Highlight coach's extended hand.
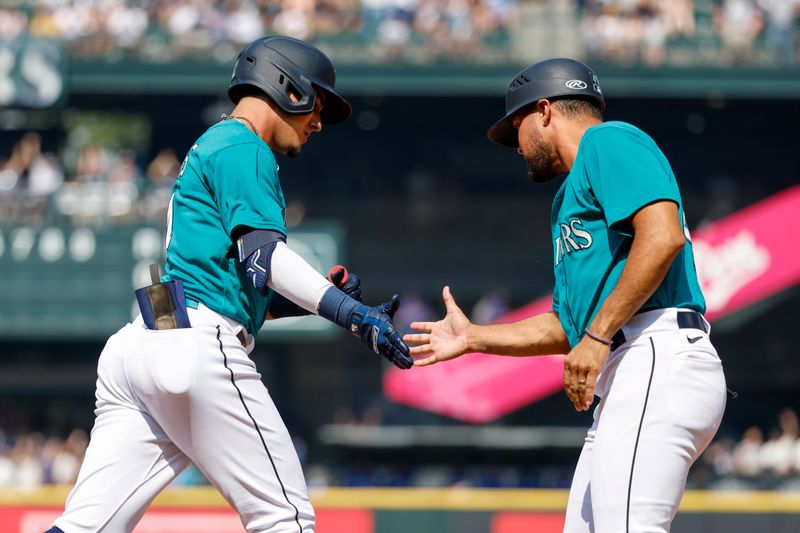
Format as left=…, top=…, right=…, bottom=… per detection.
left=404, top=286, right=472, bottom=366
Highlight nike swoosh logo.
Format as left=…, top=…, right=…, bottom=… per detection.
left=687, top=336, right=703, bottom=344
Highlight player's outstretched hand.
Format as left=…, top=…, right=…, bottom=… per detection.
left=327, top=265, right=362, bottom=302
left=404, top=286, right=471, bottom=366
left=350, top=295, right=413, bottom=369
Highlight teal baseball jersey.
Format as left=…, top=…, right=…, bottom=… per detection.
left=551, top=121, right=705, bottom=348
left=163, top=120, right=287, bottom=334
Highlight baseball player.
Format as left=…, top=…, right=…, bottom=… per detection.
left=404, top=59, right=727, bottom=532
left=45, top=36, right=412, bottom=533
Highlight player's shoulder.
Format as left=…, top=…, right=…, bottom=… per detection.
left=580, top=121, right=661, bottom=158
left=582, top=121, right=652, bottom=145
left=194, top=122, right=276, bottom=164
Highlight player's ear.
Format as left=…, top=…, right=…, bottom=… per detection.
left=539, top=99, right=552, bottom=127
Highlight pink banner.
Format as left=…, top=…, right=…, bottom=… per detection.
left=384, top=186, right=800, bottom=422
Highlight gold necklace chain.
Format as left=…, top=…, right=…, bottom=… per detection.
left=221, top=114, right=260, bottom=138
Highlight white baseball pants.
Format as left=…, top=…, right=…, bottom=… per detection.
left=563, top=308, right=727, bottom=533
left=53, top=305, right=314, bottom=533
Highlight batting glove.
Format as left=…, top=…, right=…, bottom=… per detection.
left=327, top=265, right=362, bottom=302
left=348, top=295, right=412, bottom=369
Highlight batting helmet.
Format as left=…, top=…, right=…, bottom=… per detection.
left=229, top=36, right=352, bottom=125
left=487, top=58, right=605, bottom=147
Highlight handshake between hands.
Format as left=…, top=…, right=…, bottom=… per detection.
left=327, top=266, right=413, bottom=370
left=328, top=267, right=469, bottom=372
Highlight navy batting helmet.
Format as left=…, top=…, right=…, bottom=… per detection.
left=487, top=58, right=604, bottom=147
left=229, top=36, right=352, bottom=125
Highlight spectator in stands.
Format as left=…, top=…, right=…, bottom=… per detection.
left=221, top=0, right=265, bottom=45
left=759, top=408, right=799, bottom=478
left=0, top=434, right=13, bottom=487
left=51, top=429, right=88, bottom=485
left=11, top=0, right=519, bottom=63
left=714, top=0, right=764, bottom=65
left=758, top=0, right=800, bottom=66
left=658, top=0, right=696, bottom=37
left=272, top=0, right=316, bottom=40
left=140, top=147, right=180, bottom=220
left=74, top=146, right=111, bottom=184
left=731, top=425, right=765, bottom=477
left=0, top=7, right=29, bottom=43
left=105, top=0, right=149, bottom=51
left=10, top=434, right=44, bottom=489
left=0, top=133, right=63, bottom=223
left=705, top=436, right=735, bottom=478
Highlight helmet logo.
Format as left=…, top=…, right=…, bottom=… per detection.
left=592, top=74, right=602, bottom=94
left=565, top=80, right=587, bottom=90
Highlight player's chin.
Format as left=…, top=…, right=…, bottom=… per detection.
left=286, top=135, right=310, bottom=159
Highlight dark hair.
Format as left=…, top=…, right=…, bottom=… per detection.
left=551, top=97, right=603, bottom=120
left=230, top=83, right=269, bottom=103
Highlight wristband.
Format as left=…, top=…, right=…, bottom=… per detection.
left=585, top=329, right=613, bottom=346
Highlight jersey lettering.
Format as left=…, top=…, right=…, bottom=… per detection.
left=168, top=144, right=198, bottom=251
left=680, top=208, right=692, bottom=242
left=165, top=193, right=175, bottom=251
left=554, top=218, right=593, bottom=266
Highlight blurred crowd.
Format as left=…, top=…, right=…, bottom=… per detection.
left=0, top=0, right=517, bottom=63
left=0, top=1, right=796, bottom=66
left=0, top=428, right=88, bottom=489
left=7, top=407, right=800, bottom=489
left=580, top=0, right=800, bottom=66
left=0, top=132, right=178, bottom=226
left=697, top=407, right=800, bottom=490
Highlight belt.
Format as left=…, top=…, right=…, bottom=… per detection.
left=185, top=304, right=250, bottom=349
left=610, top=310, right=708, bottom=352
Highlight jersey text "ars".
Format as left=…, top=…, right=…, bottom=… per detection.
left=554, top=219, right=593, bottom=266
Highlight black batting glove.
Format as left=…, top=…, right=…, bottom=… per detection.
left=327, top=265, right=362, bottom=302
left=347, top=294, right=412, bottom=369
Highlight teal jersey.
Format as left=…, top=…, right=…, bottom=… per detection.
left=551, top=121, right=705, bottom=348
left=163, top=121, right=287, bottom=334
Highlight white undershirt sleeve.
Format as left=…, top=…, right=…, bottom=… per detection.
left=267, top=241, right=332, bottom=314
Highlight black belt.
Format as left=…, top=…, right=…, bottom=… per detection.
left=610, top=311, right=707, bottom=352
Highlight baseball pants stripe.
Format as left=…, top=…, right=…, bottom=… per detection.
left=53, top=308, right=314, bottom=533
left=625, top=338, right=657, bottom=533
left=563, top=327, right=726, bottom=533
left=216, top=325, right=303, bottom=533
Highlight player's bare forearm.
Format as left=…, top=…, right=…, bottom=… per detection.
left=468, top=312, right=570, bottom=356
left=588, top=200, right=685, bottom=338
left=564, top=200, right=686, bottom=411
left=405, top=286, right=569, bottom=366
